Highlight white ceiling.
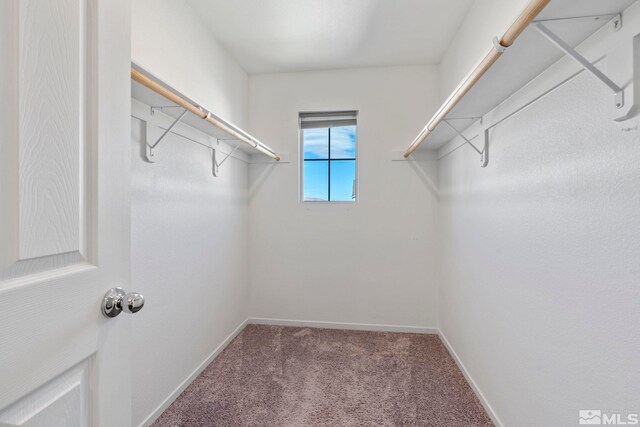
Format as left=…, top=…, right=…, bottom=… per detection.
left=185, top=0, right=475, bottom=74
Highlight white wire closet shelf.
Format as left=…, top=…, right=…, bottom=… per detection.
left=131, top=63, right=280, bottom=162
left=403, top=0, right=638, bottom=164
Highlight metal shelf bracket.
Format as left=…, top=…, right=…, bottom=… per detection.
left=533, top=22, right=625, bottom=110
left=482, top=129, right=490, bottom=168
left=141, top=108, right=246, bottom=177
left=443, top=119, right=489, bottom=168
left=212, top=141, right=243, bottom=177
left=146, top=109, right=188, bottom=162
left=533, top=13, right=622, bottom=32
left=212, top=149, right=219, bottom=177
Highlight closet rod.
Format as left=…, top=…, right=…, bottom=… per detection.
left=403, top=0, right=550, bottom=158
left=131, top=68, right=280, bottom=161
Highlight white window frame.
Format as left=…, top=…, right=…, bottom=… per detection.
left=298, top=111, right=359, bottom=203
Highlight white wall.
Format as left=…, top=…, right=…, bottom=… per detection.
left=438, top=6, right=640, bottom=425
left=248, top=66, right=441, bottom=330
left=131, top=0, right=248, bottom=127
left=130, top=1, right=251, bottom=425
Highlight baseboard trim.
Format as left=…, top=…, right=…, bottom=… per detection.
left=138, top=318, right=249, bottom=427
left=437, top=330, right=503, bottom=427
left=247, top=317, right=439, bottom=334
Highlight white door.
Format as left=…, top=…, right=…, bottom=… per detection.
left=0, top=0, right=132, bottom=426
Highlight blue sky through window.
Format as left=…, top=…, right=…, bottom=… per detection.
left=329, top=160, right=356, bottom=201
left=303, top=161, right=328, bottom=201
left=303, top=125, right=356, bottom=202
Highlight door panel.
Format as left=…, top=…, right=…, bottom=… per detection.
left=1, top=0, right=89, bottom=282
left=0, top=361, right=90, bottom=427
left=17, top=0, right=84, bottom=260
left=0, top=0, right=131, bottom=425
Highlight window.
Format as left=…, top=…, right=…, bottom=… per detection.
left=300, top=111, right=358, bottom=202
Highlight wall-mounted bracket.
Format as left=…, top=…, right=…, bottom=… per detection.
left=533, top=22, right=625, bottom=110
left=212, top=149, right=219, bottom=177
left=613, top=13, right=623, bottom=32
left=533, top=13, right=622, bottom=32
left=443, top=119, right=489, bottom=167
left=211, top=141, right=243, bottom=177
left=146, top=109, right=188, bottom=162
left=481, top=129, right=489, bottom=168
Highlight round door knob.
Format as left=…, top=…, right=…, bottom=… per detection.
left=102, top=287, right=145, bottom=318
left=122, top=292, right=145, bottom=314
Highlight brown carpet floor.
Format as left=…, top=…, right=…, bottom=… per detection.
left=152, top=325, right=493, bottom=426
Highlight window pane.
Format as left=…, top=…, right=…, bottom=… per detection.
left=329, top=160, right=356, bottom=202
left=303, top=160, right=328, bottom=201
left=330, top=126, right=356, bottom=159
left=303, top=128, right=328, bottom=159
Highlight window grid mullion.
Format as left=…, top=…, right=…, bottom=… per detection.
left=303, top=158, right=355, bottom=161
left=328, top=127, right=331, bottom=202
